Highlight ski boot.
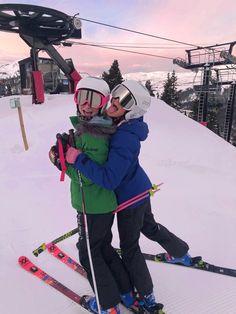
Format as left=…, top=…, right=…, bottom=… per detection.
left=165, top=253, right=192, bottom=266
left=80, top=295, right=120, bottom=314
left=120, top=291, right=145, bottom=313
left=138, top=292, right=165, bottom=314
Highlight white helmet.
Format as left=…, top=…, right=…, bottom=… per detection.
left=75, top=77, right=110, bottom=109
left=111, top=80, right=151, bottom=120
left=76, top=77, right=110, bottom=96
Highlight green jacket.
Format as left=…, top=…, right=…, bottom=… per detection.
left=66, top=116, right=117, bottom=214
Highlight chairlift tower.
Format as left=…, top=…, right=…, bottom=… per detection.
left=173, top=42, right=236, bottom=129
left=0, top=3, right=82, bottom=103
left=197, top=64, right=211, bottom=123
left=217, top=51, right=236, bottom=142
left=222, top=81, right=236, bottom=142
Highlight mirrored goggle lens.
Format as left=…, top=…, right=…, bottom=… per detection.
left=77, top=89, right=103, bottom=108
left=112, top=85, right=136, bottom=110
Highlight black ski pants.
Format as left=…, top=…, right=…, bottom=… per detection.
left=117, top=200, right=154, bottom=298
left=141, top=199, right=189, bottom=257
left=76, top=212, right=132, bottom=310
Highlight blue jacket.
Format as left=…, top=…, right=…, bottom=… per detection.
left=74, top=117, right=152, bottom=205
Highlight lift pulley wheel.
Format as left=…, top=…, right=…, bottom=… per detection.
left=0, top=3, right=81, bottom=43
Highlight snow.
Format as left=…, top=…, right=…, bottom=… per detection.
left=0, top=94, right=236, bottom=314
left=0, top=62, right=19, bottom=78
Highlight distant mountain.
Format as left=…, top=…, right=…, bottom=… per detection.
left=123, top=70, right=198, bottom=93
left=0, top=62, right=19, bottom=79
left=0, top=61, right=199, bottom=92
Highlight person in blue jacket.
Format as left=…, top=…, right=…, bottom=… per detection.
left=66, top=80, right=191, bottom=313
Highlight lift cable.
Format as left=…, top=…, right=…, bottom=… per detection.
left=75, top=42, right=190, bottom=49
left=65, top=40, right=175, bottom=59
left=78, top=17, right=201, bottom=48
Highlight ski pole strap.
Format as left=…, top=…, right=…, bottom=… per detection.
left=113, top=182, right=163, bottom=214
left=56, top=135, right=67, bottom=182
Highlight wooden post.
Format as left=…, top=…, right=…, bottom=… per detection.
left=10, top=98, right=29, bottom=151
left=17, top=105, right=29, bottom=151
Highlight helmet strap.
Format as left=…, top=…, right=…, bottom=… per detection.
left=112, top=114, right=126, bottom=125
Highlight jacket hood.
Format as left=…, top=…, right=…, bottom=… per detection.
left=70, top=115, right=117, bottom=139
left=119, top=117, right=149, bottom=141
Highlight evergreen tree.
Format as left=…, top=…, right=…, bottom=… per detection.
left=145, top=80, right=155, bottom=96
left=206, top=93, right=220, bottom=134
left=161, top=70, right=180, bottom=110
left=190, top=92, right=221, bottom=134
left=191, top=97, right=199, bottom=121
left=207, top=106, right=220, bottom=134
left=102, top=60, right=123, bottom=90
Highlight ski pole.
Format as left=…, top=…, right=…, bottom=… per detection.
left=59, top=129, right=101, bottom=312
left=33, top=227, right=79, bottom=257
left=78, top=171, right=102, bottom=314
left=113, top=182, right=163, bottom=214
left=56, top=133, right=67, bottom=182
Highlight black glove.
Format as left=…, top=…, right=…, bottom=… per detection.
left=56, top=132, right=70, bottom=153
left=49, top=131, right=74, bottom=171
left=49, top=145, right=62, bottom=171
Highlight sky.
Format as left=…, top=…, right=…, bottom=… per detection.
left=0, top=93, right=236, bottom=314
left=1, top=0, right=236, bottom=75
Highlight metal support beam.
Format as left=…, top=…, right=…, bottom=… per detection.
left=20, top=34, right=81, bottom=93
left=197, top=66, right=211, bottom=123
left=223, top=83, right=236, bottom=142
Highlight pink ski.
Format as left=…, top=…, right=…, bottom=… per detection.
left=47, top=243, right=87, bottom=278
left=18, top=256, right=82, bottom=304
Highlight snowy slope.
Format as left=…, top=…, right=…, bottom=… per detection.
left=0, top=94, right=236, bottom=314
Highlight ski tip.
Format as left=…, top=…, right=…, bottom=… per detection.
left=18, top=256, right=29, bottom=265
left=32, top=243, right=47, bottom=257
left=18, top=255, right=27, bottom=261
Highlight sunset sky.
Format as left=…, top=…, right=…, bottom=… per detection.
left=1, top=0, right=236, bottom=75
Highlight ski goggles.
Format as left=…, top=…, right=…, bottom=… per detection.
left=111, top=84, right=136, bottom=110
left=74, top=88, right=110, bottom=109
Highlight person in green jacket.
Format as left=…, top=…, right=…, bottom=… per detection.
left=49, top=77, right=141, bottom=314
left=66, top=110, right=117, bottom=214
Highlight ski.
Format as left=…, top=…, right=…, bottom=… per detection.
left=18, top=256, right=95, bottom=313
left=32, top=227, right=79, bottom=257
left=142, top=251, right=236, bottom=278
left=46, top=244, right=164, bottom=314
left=47, top=243, right=88, bottom=278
